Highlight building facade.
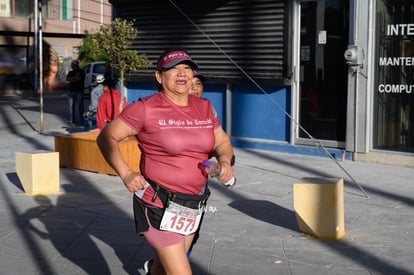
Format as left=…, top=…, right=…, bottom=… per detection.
left=113, top=0, right=414, bottom=167
left=0, top=0, right=112, bottom=95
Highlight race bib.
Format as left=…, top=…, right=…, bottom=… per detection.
left=159, top=201, right=202, bottom=235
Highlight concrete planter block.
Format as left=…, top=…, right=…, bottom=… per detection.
left=15, top=151, right=60, bottom=195
left=293, top=177, right=345, bottom=240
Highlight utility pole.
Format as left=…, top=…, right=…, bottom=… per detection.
left=34, top=0, right=44, bottom=133
left=34, top=0, right=38, bottom=97
left=39, top=0, right=44, bottom=133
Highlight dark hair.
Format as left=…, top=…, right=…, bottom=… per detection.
left=103, top=78, right=116, bottom=88
left=155, top=81, right=163, bottom=92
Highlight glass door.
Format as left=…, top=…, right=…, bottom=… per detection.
left=297, top=0, right=349, bottom=144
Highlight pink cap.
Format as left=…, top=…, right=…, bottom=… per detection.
left=157, top=50, right=198, bottom=71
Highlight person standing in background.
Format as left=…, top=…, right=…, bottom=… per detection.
left=189, top=70, right=205, bottom=97
left=83, top=74, right=105, bottom=131
left=66, top=60, right=85, bottom=125
left=96, top=78, right=128, bottom=130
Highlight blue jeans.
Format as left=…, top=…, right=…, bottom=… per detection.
left=83, top=112, right=97, bottom=131
left=68, top=92, right=84, bottom=124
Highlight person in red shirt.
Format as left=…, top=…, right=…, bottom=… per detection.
left=97, top=48, right=235, bottom=275
left=96, top=78, right=128, bottom=130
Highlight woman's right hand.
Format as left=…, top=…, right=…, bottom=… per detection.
left=121, top=171, right=146, bottom=192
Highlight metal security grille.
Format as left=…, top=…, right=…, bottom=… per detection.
left=112, top=0, right=290, bottom=84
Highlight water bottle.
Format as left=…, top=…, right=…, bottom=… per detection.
left=202, top=159, right=236, bottom=188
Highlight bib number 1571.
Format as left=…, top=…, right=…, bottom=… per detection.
left=159, top=201, right=202, bottom=235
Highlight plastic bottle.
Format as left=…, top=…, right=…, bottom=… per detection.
left=202, top=159, right=236, bottom=188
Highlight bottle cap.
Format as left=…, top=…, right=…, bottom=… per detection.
left=202, top=160, right=211, bottom=167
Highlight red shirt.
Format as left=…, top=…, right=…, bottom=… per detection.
left=119, top=92, right=220, bottom=206
left=96, top=87, right=128, bottom=129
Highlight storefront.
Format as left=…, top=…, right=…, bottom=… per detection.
left=110, top=0, right=414, bottom=166
left=374, top=0, right=414, bottom=154
left=343, top=0, right=414, bottom=165
left=292, top=0, right=414, bottom=166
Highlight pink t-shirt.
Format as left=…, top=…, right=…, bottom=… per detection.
left=119, top=92, right=220, bottom=206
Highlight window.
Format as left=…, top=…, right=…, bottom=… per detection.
left=15, top=0, right=32, bottom=17
left=9, top=0, right=72, bottom=19
left=374, top=0, right=414, bottom=152
left=0, top=0, right=11, bottom=17
left=43, top=0, right=72, bottom=19
left=60, top=0, right=72, bottom=20
left=43, top=0, right=53, bottom=18
left=52, top=0, right=72, bottom=20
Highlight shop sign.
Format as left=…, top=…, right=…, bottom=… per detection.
left=378, top=23, right=414, bottom=94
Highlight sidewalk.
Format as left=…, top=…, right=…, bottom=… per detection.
left=0, top=94, right=413, bottom=275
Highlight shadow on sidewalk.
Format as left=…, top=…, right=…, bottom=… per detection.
left=229, top=199, right=297, bottom=231
left=3, top=169, right=157, bottom=275
left=224, top=148, right=414, bottom=275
